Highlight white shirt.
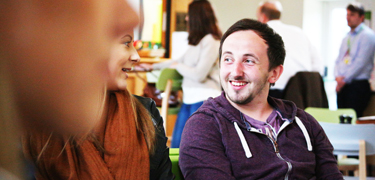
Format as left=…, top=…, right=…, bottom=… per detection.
left=267, top=20, right=324, bottom=90
left=153, top=34, right=221, bottom=104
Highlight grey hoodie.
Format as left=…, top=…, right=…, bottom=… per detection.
left=179, top=92, right=343, bottom=180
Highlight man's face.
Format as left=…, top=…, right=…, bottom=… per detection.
left=347, top=9, right=364, bottom=29
left=220, top=30, right=273, bottom=105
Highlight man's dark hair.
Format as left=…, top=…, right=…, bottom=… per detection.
left=347, top=2, right=365, bottom=16
left=260, top=5, right=281, bottom=20
left=219, top=18, right=285, bottom=72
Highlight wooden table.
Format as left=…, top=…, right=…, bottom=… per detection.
left=356, top=116, right=375, bottom=124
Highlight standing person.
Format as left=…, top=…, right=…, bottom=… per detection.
left=179, top=19, right=343, bottom=179
left=335, top=2, right=375, bottom=117
left=256, top=0, right=324, bottom=98
left=23, top=30, right=174, bottom=180
left=0, top=0, right=138, bottom=178
left=138, top=0, right=222, bottom=148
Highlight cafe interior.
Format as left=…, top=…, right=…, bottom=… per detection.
left=125, top=0, right=375, bottom=179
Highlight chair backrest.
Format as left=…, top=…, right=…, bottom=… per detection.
left=156, top=68, right=183, bottom=130
left=169, top=148, right=184, bottom=180
left=319, top=122, right=375, bottom=156
left=305, top=107, right=357, bottom=124
left=156, top=68, right=183, bottom=91
left=283, top=71, right=328, bottom=109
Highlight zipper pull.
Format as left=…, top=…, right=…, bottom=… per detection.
left=274, top=140, right=279, bottom=153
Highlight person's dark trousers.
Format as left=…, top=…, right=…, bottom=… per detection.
left=269, top=89, right=284, bottom=99
left=337, top=80, right=371, bottom=117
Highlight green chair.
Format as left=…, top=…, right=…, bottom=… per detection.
left=305, top=107, right=357, bottom=124
left=169, top=148, right=184, bottom=180
left=155, top=68, right=183, bottom=143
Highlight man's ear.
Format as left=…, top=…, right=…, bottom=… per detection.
left=361, top=14, right=365, bottom=22
left=268, top=65, right=283, bottom=84
left=258, top=13, right=267, bottom=23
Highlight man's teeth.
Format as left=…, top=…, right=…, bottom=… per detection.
left=122, top=68, right=129, bottom=72
left=231, top=81, right=247, bottom=86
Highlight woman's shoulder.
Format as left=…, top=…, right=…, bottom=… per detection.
left=198, top=34, right=220, bottom=48
left=201, top=34, right=217, bottom=42
left=134, top=95, right=154, bottom=108
left=133, top=95, right=162, bottom=125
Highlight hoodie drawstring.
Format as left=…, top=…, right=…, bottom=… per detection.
left=234, top=116, right=313, bottom=158
left=234, top=122, right=252, bottom=158
left=295, top=116, right=313, bottom=151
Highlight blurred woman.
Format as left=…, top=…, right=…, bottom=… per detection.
left=1, top=0, right=138, bottom=178
left=138, top=0, right=222, bottom=148
left=23, top=31, right=174, bottom=180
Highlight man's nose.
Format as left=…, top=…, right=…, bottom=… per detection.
left=232, top=62, right=244, bottom=77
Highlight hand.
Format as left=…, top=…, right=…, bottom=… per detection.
left=134, top=63, right=153, bottom=71
left=335, top=76, right=346, bottom=92
left=169, top=62, right=178, bottom=68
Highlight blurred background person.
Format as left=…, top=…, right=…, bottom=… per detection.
left=138, top=0, right=222, bottom=148
left=0, top=0, right=138, bottom=178
left=23, top=30, right=174, bottom=179
left=256, top=0, right=324, bottom=99
left=334, top=2, right=375, bottom=117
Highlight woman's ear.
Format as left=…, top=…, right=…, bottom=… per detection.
left=268, top=65, right=283, bottom=84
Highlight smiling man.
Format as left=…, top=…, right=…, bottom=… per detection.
left=179, top=19, right=343, bottom=180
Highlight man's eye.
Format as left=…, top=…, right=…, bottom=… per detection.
left=224, top=58, right=232, bottom=62
left=245, top=59, right=255, bottom=64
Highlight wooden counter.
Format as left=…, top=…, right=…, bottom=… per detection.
left=126, top=57, right=170, bottom=96
left=138, top=57, right=170, bottom=64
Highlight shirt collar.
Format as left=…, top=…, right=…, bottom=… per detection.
left=267, top=19, right=282, bottom=25
left=351, top=23, right=364, bottom=35
left=241, top=109, right=288, bottom=127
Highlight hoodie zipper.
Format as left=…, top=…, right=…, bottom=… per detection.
left=274, top=121, right=293, bottom=180
left=267, top=136, right=292, bottom=180
left=247, top=121, right=292, bottom=180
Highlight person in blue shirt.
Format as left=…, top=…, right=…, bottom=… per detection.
left=334, top=2, right=375, bottom=117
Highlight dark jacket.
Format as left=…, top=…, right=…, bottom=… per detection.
left=283, top=71, right=329, bottom=109
left=179, top=92, right=343, bottom=180
left=135, top=95, right=175, bottom=180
